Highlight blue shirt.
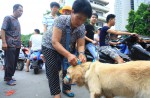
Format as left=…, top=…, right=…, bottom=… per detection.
left=99, top=26, right=110, bottom=46
left=42, top=14, right=57, bottom=31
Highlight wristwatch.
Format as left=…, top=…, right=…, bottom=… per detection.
left=78, top=52, right=85, bottom=55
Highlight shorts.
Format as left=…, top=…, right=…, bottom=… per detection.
left=99, top=46, right=119, bottom=59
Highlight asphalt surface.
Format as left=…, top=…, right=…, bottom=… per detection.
left=0, top=65, right=90, bottom=98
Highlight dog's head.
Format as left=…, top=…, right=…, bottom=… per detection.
left=64, top=65, right=85, bottom=86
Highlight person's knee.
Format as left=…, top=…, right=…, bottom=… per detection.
left=115, top=56, right=124, bottom=63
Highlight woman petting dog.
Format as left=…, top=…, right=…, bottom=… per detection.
left=64, top=61, right=150, bottom=98
left=42, top=0, right=92, bottom=98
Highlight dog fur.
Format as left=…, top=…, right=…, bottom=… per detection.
left=64, top=61, right=150, bottom=98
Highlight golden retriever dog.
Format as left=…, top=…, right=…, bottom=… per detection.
left=64, top=61, right=150, bottom=98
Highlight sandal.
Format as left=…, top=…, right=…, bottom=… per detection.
left=63, top=90, right=75, bottom=97
left=6, top=80, right=16, bottom=86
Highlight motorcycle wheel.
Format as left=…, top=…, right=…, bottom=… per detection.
left=17, top=61, right=24, bottom=71
left=34, top=68, right=39, bottom=74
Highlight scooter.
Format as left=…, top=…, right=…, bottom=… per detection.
left=85, top=46, right=130, bottom=64
left=85, top=35, right=150, bottom=63
left=121, top=35, right=150, bottom=60
left=29, top=50, right=43, bottom=74
left=16, top=49, right=26, bottom=71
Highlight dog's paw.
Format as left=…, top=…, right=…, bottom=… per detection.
left=94, top=93, right=101, bottom=98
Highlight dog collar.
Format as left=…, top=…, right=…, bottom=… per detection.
left=65, top=75, right=71, bottom=82
left=77, top=59, right=81, bottom=65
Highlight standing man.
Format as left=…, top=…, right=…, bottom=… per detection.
left=1, top=4, right=23, bottom=86
left=42, top=2, right=60, bottom=32
left=85, top=13, right=99, bottom=60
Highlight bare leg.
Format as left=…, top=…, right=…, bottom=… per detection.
left=114, top=56, right=124, bottom=64
left=40, top=54, right=45, bottom=62
left=25, top=59, right=30, bottom=72
left=54, top=94, right=61, bottom=98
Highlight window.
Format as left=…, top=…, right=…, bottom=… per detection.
left=96, top=11, right=103, bottom=16
left=96, top=21, right=103, bottom=27
left=94, top=1, right=105, bottom=6
left=131, top=0, right=134, bottom=10
left=89, top=0, right=93, bottom=3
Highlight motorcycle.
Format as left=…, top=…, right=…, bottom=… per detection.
left=85, top=46, right=130, bottom=64
left=85, top=35, right=150, bottom=63
left=121, top=35, right=150, bottom=60
left=16, top=49, right=26, bottom=71
left=29, top=50, right=43, bottom=74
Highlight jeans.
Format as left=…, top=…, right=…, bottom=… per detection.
left=86, top=43, right=99, bottom=60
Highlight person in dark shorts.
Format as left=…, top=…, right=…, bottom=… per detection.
left=99, top=14, right=138, bottom=63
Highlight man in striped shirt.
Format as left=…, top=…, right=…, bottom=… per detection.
left=42, top=2, right=60, bottom=33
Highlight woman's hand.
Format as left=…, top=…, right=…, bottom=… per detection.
left=67, top=54, right=78, bottom=66
left=78, top=53, right=86, bottom=63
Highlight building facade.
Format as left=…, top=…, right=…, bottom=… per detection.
left=59, top=0, right=109, bottom=28
left=115, top=0, right=150, bottom=31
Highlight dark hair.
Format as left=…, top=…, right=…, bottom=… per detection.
left=13, top=4, right=23, bottom=12
left=98, top=27, right=102, bottom=30
left=50, top=2, right=60, bottom=8
left=34, top=29, right=40, bottom=34
left=92, top=13, right=98, bottom=18
left=106, top=14, right=116, bottom=23
left=72, top=0, right=92, bottom=18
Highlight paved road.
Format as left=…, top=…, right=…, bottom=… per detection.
left=0, top=66, right=90, bottom=98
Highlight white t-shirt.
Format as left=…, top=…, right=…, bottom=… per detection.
left=30, top=34, right=42, bottom=51
left=94, top=34, right=99, bottom=42
left=0, top=39, right=2, bottom=50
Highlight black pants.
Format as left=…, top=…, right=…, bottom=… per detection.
left=4, top=48, right=20, bottom=81
left=42, top=46, right=71, bottom=95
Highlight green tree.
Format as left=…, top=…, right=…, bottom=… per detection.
left=21, top=34, right=32, bottom=47
left=126, top=3, right=150, bottom=36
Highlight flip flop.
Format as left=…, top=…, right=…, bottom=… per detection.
left=5, top=90, right=16, bottom=96
left=63, top=91, right=75, bottom=97
left=6, top=80, right=16, bottom=86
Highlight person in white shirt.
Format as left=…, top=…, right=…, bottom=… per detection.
left=94, top=28, right=101, bottom=46
left=25, top=29, right=42, bottom=72
left=93, top=28, right=101, bottom=60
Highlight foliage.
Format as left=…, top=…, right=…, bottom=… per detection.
left=21, top=34, right=32, bottom=47
left=126, top=3, right=150, bottom=36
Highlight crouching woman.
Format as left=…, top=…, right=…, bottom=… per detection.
left=41, top=0, right=92, bottom=98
